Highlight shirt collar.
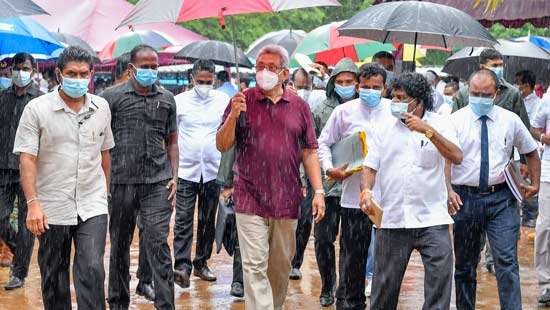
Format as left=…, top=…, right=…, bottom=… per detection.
left=52, top=88, right=96, bottom=113
left=122, top=79, right=162, bottom=96
left=468, top=104, right=497, bottom=122
left=6, top=83, right=40, bottom=97
left=255, top=85, right=292, bottom=104
left=525, top=92, right=537, bottom=101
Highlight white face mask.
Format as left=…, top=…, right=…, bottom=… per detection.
left=297, top=89, right=311, bottom=101
left=12, top=70, right=32, bottom=87
left=256, top=69, right=280, bottom=91
left=194, top=84, right=213, bottom=99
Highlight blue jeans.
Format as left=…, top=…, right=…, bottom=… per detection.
left=522, top=195, right=539, bottom=222
left=452, top=185, right=521, bottom=310
left=366, top=229, right=376, bottom=279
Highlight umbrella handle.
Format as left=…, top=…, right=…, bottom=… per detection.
left=229, top=15, right=246, bottom=127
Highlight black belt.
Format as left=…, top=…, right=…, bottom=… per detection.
left=454, top=183, right=508, bottom=195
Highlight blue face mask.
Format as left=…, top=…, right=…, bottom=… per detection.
left=360, top=88, right=382, bottom=108
left=62, top=76, right=89, bottom=98
left=133, top=65, right=158, bottom=87
left=489, top=66, right=503, bottom=80
left=12, top=70, right=32, bottom=87
left=469, top=95, right=494, bottom=117
left=443, top=95, right=453, bottom=106
left=0, top=77, right=12, bottom=90
left=390, top=99, right=416, bottom=119
left=335, top=84, right=356, bottom=100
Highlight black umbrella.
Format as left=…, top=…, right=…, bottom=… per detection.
left=0, top=0, right=48, bottom=19
left=338, top=1, right=497, bottom=67
left=246, top=29, right=306, bottom=59
left=50, top=32, right=96, bottom=56
left=175, top=40, right=253, bottom=68
left=215, top=197, right=238, bottom=256
left=443, top=39, right=550, bottom=83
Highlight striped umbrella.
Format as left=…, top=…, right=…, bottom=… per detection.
left=99, top=29, right=175, bottom=60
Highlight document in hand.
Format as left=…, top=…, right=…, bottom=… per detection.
left=330, top=131, right=368, bottom=175
left=504, top=160, right=527, bottom=203
left=367, top=199, right=383, bottom=228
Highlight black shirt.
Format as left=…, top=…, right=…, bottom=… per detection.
left=100, top=81, right=177, bottom=184
left=0, top=84, right=43, bottom=184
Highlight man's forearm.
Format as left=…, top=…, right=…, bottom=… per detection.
left=168, top=144, right=179, bottom=181
left=526, top=150, right=541, bottom=188
left=20, top=154, right=38, bottom=201
left=303, top=149, right=323, bottom=191
left=101, top=151, right=111, bottom=193
left=216, top=117, right=237, bottom=152
left=429, top=127, right=463, bottom=165
left=444, top=160, right=453, bottom=192
left=360, top=167, right=376, bottom=193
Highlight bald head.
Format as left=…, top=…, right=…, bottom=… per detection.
left=469, top=69, right=498, bottom=99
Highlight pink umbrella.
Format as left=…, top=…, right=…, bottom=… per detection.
left=32, top=0, right=205, bottom=51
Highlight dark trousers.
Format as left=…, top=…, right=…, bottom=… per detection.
left=336, top=208, right=372, bottom=310
left=292, top=187, right=313, bottom=269
left=0, top=182, right=34, bottom=279
left=522, top=195, right=538, bottom=222
left=314, top=196, right=341, bottom=295
left=136, top=217, right=152, bottom=284
left=453, top=186, right=521, bottom=310
left=371, top=225, right=453, bottom=310
left=233, top=242, right=243, bottom=284
left=38, top=215, right=107, bottom=310
left=108, top=182, right=174, bottom=310
left=173, top=178, right=219, bottom=272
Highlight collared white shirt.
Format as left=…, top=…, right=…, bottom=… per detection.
left=364, top=111, right=456, bottom=228
left=13, top=90, right=114, bottom=225
left=450, top=105, right=537, bottom=186
left=306, top=89, right=327, bottom=111
left=524, top=92, right=541, bottom=123
left=318, top=98, right=393, bottom=209
left=175, top=88, right=229, bottom=183
left=532, top=100, right=550, bottom=181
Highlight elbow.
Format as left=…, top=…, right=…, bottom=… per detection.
left=216, top=136, right=229, bottom=153
left=451, top=150, right=463, bottom=165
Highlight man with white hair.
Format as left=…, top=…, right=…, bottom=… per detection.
left=216, top=44, right=326, bottom=309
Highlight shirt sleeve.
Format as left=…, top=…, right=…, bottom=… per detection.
left=219, top=97, right=233, bottom=130
left=435, top=116, right=461, bottom=150
left=317, top=108, right=340, bottom=171
left=532, top=102, right=547, bottom=129
left=513, top=114, right=538, bottom=155
left=363, top=129, right=381, bottom=172
left=101, top=107, right=115, bottom=151
left=166, top=95, right=177, bottom=135
left=302, top=102, right=318, bottom=150
left=13, top=104, right=40, bottom=156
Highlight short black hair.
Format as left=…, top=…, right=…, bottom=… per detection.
left=469, top=69, right=499, bottom=91
left=130, top=44, right=157, bottom=63
left=12, top=52, right=35, bottom=68
left=392, top=72, right=434, bottom=111
left=374, top=51, right=395, bottom=62
left=57, top=46, right=93, bottom=71
left=115, top=53, right=130, bottom=80
left=479, top=48, right=503, bottom=65
left=291, top=68, right=309, bottom=82
left=359, top=63, right=386, bottom=84
left=515, top=70, right=536, bottom=89
left=240, top=78, right=250, bottom=87
left=444, top=82, right=460, bottom=92
left=217, top=70, right=230, bottom=82
left=442, top=75, right=459, bottom=84
left=192, top=59, right=215, bottom=75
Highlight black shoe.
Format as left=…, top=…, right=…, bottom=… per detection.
left=230, top=282, right=244, bottom=298
left=174, top=269, right=190, bottom=288
left=109, top=304, right=129, bottom=310
left=136, top=281, right=155, bottom=301
left=4, top=275, right=24, bottom=290
left=539, top=288, right=550, bottom=304
left=289, top=268, right=302, bottom=280
left=319, top=293, right=335, bottom=307
left=522, top=219, right=536, bottom=228
left=486, top=263, right=496, bottom=276
left=193, top=266, right=217, bottom=282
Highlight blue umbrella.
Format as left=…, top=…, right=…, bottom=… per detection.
left=0, top=16, right=62, bottom=60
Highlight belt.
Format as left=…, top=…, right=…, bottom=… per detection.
left=454, top=183, right=508, bottom=196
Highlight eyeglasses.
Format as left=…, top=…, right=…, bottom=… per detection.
left=194, top=80, right=214, bottom=85
left=470, top=92, right=495, bottom=99
left=255, top=65, right=281, bottom=73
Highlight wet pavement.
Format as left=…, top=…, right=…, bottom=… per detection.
left=0, top=221, right=543, bottom=309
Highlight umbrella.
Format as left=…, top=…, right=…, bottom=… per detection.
left=338, top=1, right=497, bottom=68
left=215, top=197, right=238, bottom=256
left=442, top=39, right=550, bottom=83
left=246, top=29, right=306, bottom=60
left=50, top=32, right=95, bottom=56
left=0, top=16, right=62, bottom=60
left=511, top=35, right=550, bottom=53
left=99, top=30, right=175, bottom=60
left=175, top=40, right=253, bottom=68
left=373, top=0, right=550, bottom=28
left=0, top=0, right=49, bottom=19
left=292, top=20, right=394, bottom=66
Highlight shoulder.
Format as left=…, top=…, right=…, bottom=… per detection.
left=24, top=91, right=55, bottom=115
left=88, top=93, right=110, bottom=110
left=495, top=105, right=523, bottom=123
left=100, top=82, right=126, bottom=97
left=211, top=89, right=230, bottom=102
left=174, top=89, right=193, bottom=101
left=500, top=80, right=521, bottom=98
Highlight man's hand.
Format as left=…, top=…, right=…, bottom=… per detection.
left=310, top=63, right=328, bottom=78
left=327, top=164, right=352, bottom=181
left=301, top=187, right=307, bottom=198
left=403, top=112, right=431, bottom=134
left=447, top=190, right=463, bottom=216
left=220, top=187, right=234, bottom=200
left=26, top=201, right=49, bottom=236
left=166, top=179, right=177, bottom=209
left=312, top=193, right=325, bottom=223
left=229, top=92, right=247, bottom=119
left=359, top=189, right=374, bottom=216
left=520, top=164, right=529, bottom=179
left=520, top=183, right=539, bottom=199
left=287, top=84, right=298, bottom=96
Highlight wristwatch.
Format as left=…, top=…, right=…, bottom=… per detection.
left=425, top=128, right=435, bottom=140
left=314, top=189, right=325, bottom=196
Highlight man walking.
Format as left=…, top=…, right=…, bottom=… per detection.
left=101, top=44, right=178, bottom=310
left=216, top=44, right=325, bottom=310
left=173, top=59, right=229, bottom=287
left=0, top=53, right=42, bottom=290
left=13, top=46, right=114, bottom=310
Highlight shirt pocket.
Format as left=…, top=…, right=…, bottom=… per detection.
left=418, top=144, right=439, bottom=168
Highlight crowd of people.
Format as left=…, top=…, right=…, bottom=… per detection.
left=0, top=41, right=549, bottom=310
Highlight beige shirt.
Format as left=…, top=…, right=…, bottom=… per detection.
left=13, top=90, right=115, bottom=225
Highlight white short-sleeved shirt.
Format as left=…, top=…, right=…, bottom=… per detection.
left=363, top=111, right=457, bottom=228
left=175, top=88, right=229, bottom=183
left=13, top=90, right=114, bottom=225
left=532, top=99, right=550, bottom=181
left=450, top=105, right=538, bottom=186
left=318, top=98, right=393, bottom=209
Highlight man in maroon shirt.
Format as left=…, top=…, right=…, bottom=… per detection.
left=216, top=44, right=325, bottom=309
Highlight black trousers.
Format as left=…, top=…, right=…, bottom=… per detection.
left=233, top=242, right=243, bottom=284
left=292, top=187, right=313, bottom=269
left=108, top=182, right=174, bottom=310
left=336, top=208, right=372, bottom=310
left=314, top=196, right=341, bottom=295
left=0, top=182, right=34, bottom=279
left=38, top=215, right=107, bottom=310
left=173, top=178, right=219, bottom=272
left=371, top=225, right=453, bottom=310
left=136, top=216, right=152, bottom=284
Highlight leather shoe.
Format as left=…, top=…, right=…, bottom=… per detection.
left=230, top=282, right=244, bottom=298
left=136, top=281, right=155, bottom=301
left=4, top=275, right=24, bottom=290
left=174, top=269, right=190, bottom=288
left=319, top=293, right=335, bottom=307
left=522, top=219, right=536, bottom=228
left=486, top=263, right=496, bottom=276
left=289, top=268, right=302, bottom=280
left=193, top=266, right=217, bottom=282
left=539, top=288, right=550, bottom=304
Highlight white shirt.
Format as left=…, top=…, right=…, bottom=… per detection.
left=532, top=100, right=550, bottom=181
left=318, top=98, right=393, bottom=209
left=524, top=92, right=541, bottom=123
left=363, top=111, right=456, bottom=228
left=175, top=88, right=230, bottom=183
left=450, top=105, right=538, bottom=186
left=307, top=89, right=326, bottom=111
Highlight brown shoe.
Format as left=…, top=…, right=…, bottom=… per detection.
left=174, top=269, right=190, bottom=288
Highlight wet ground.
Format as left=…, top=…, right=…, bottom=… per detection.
left=0, top=221, right=543, bottom=309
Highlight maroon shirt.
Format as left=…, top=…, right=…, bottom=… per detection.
left=221, top=86, right=318, bottom=219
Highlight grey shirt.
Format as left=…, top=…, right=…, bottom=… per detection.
left=13, top=90, right=115, bottom=225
